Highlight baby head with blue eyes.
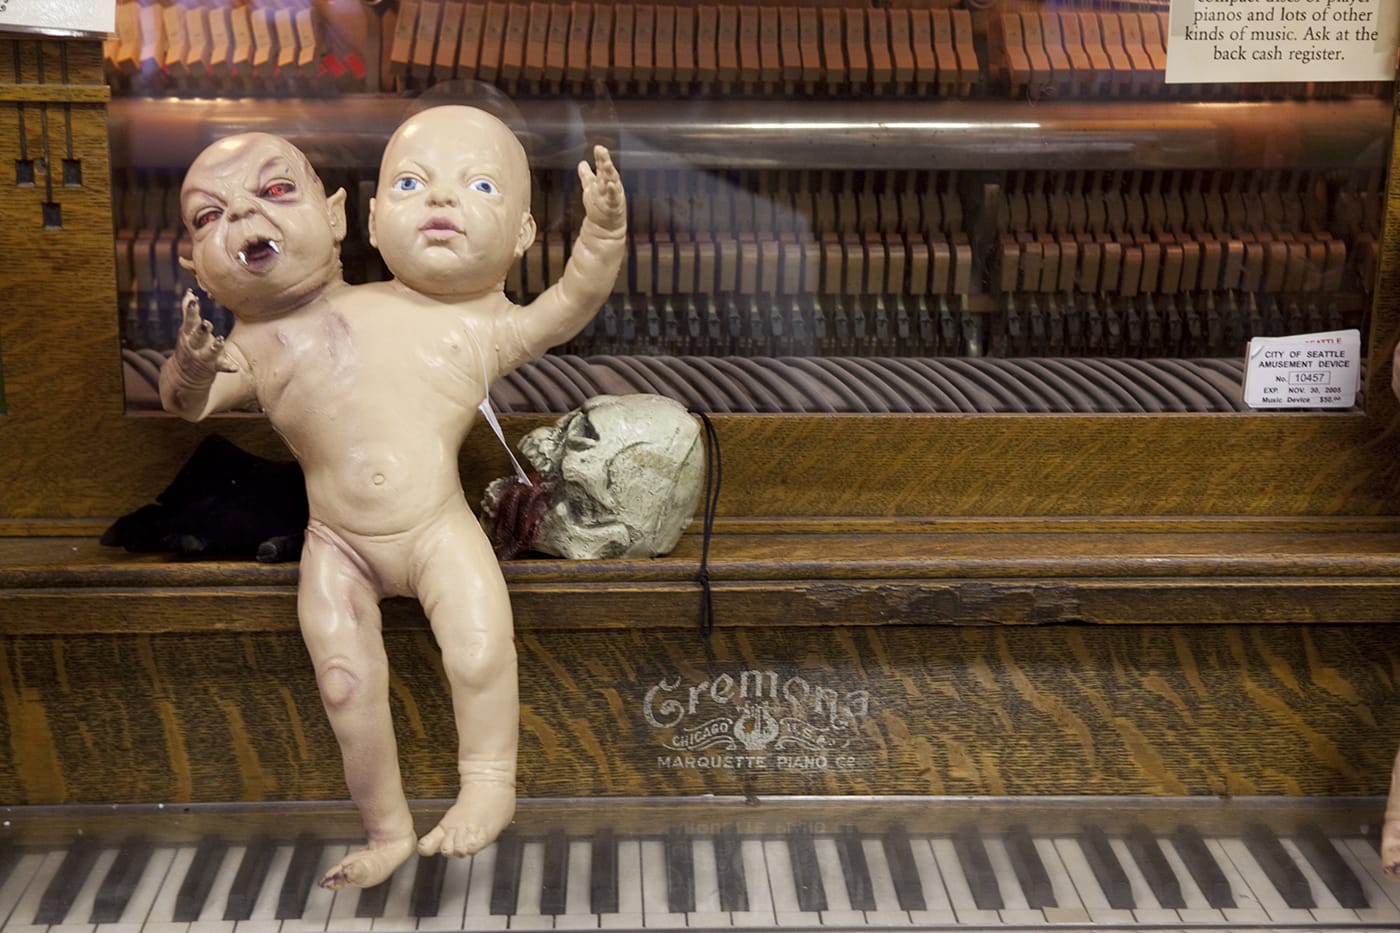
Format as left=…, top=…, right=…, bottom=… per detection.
left=180, top=132, right=348, bottom=319
left=369, top=106, right=538, bottom=302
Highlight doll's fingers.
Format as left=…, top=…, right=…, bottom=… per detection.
left=216, top=345, right=240, bottom=373
left=576, top=159, right=597, bottom=189
left=180, top=292, right=203, bottom=330
left=593, top=145, right=615, bottom=173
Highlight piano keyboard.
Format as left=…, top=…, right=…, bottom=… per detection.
left=3, top=798, right=1397, bottom=931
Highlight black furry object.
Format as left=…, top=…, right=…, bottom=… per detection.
left=102, top=434, right=308, bottom=562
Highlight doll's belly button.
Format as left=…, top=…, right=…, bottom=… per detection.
left=373, top=473, right=386, bottom=485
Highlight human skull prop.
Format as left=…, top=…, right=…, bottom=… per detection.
left=481, top=394, right=705, bottom=560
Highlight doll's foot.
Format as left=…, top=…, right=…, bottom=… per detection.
left=319, top=834, right=417, bottom=889
left=1384, top=821, right=1400, bottom=879
left=417, top=777, right=516, bottom=858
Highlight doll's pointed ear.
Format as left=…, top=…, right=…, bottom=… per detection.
left=327, top=187, right=348, bottom=242
left=514, top=212, right=537, bottom=259
left=178, top=255, right=208, bottom=293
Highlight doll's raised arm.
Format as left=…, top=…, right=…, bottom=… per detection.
left=159, top=290, right=256, bottom=421
left=503, top=145, right=626, bottom=368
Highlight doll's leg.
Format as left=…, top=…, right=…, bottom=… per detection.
left=299, top=524, right=417, bottom=888
left=1384, top=744, right=1400, bottom=877
left=413, top=514, right=519, bottom=858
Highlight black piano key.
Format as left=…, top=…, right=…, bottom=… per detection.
left=787, top=828, right=828, bottom=913
left=354, top=878, right=393, bottom=918
left=1125, top=824, right=1185, bottom=909
left=174, top=835, right=228, bottom=922
left=881, top=826, right=927, bottom=912
left=540, top=830, right=570, bottom=916
left=951, top=824, right=1003, bottom=911
left=1295, top=822, right=1368, bottom=910
left=714, top=827, right=749, bottom=913
left=224, top=835, right=275, bottom=921
left=0, top=844, right=17, bottom=892
left=1171, top=825, right=1236, bottom=909
left=1079, top=825, right=1135, bottom=910
left=835, top=826, right=876, bottom=911
left=409, top=853, right=447, bottom=917
left=1004, top=824, right=1056, bottom=909
left=91, top=836, right=153, bottom=923
left=665, top=828, right=696, bottom=914
left=1243, top=822, right=1315, bottom=909
left=590, top=829, right=618, bottom=915
left=276, top=833, right=322, bottom=920
left=489, top=831, right=524, bottom=916
left=35, top=835, right=101, bottom=924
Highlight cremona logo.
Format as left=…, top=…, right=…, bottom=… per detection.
left=644, top=669, right=871, bottom=772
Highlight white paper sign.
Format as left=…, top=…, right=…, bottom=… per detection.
left=0, top=1, right=115, bottom=38
left=1166, top=0, right=1399, bottom=83
left=1243, top=329, right=1361, bottom=408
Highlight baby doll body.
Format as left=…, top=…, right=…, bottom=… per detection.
left=165, top=108, right=626, bottom=890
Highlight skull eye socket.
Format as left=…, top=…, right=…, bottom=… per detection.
left=564, top=418, right=600, bottom=451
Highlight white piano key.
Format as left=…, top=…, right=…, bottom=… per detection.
left=6, top=850, right=69, bottom=933
left=1154, top=834, right=1230, bottom=926
left=0, top=853, right=49, bottom=928
left=1215, top=837, right=1310, bottom=925
left=141, top=846, right=196, bottom=933
left=1106, top=836, right=1180, bottom=925
left=1051, top=837, right=1135, bottom=927
left=810, top=837, right=862, bottom=926
left=903, top=836, right=957, bottom=925
left=857, top=838, right=912, bottom=926
left=49, top=845, right=116, bottom=933
left=365, top=855, right=417, bottom=932
left=324, top=856, right=375, bottom=933
left=599, top=840, right=641, bottom=930
left=1278, top=836, right=1361, bottom=926
left=685, top=838, right=726, bottom=928
left=508, top=842, right=551, bottom=930
left=637, top=841, right=685, bottom=929
left=106, top=845, right=176, bottom=933
left=426, top=852, right=473, bottom=929
left=727, top=839, right=772, bottom=929
left=231, top=843, right=291, bottom=933
left=553, top=841, right=594, bottom=931
left=189, top=843, right=242, bottom=933
left=925, top=837, right=997, bottom=926
left=759, top=840, right=819, bottom=928
left=1199, top=837, right=1271, bottom=924
left=279, top=846, right=345, bottom=933
left=1030, top=836, right=1091, bottom=926
left=1339, top=837, right=1400, bottom=925
left=980, top=835, right=1038, bottom=925
left=461, top=843, right=507, bottom=931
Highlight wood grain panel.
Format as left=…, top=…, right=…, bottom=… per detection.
left=2, top=622, right=1396, bottom=804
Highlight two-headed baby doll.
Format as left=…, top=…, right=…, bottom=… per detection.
left=162, top=106, right=625, bottom=888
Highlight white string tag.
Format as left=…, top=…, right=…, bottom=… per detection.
left=478, top=398, right=532, bottom=485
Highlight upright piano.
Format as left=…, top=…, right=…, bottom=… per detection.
left=3, top=1, right=1400, bottom=928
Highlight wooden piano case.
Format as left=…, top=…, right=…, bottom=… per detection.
left=2, top=3, right=1400, bottom=813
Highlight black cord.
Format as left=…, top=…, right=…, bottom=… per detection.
left=690, top=409, right=722, bottom=638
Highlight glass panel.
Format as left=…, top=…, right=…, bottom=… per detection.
left=107, top=0, right=1394, bottom=414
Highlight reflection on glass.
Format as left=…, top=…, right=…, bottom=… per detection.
left=106, top=0, right=1393, bottom=415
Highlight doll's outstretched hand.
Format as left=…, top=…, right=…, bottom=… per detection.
left=578, top=145, right=625, bottom=234
left=174, top=291, right=236, bottom=380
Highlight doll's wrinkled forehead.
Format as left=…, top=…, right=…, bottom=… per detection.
left=378, top=106, right=530, bottom=186
left=182, top=133, right=326, bottom=203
